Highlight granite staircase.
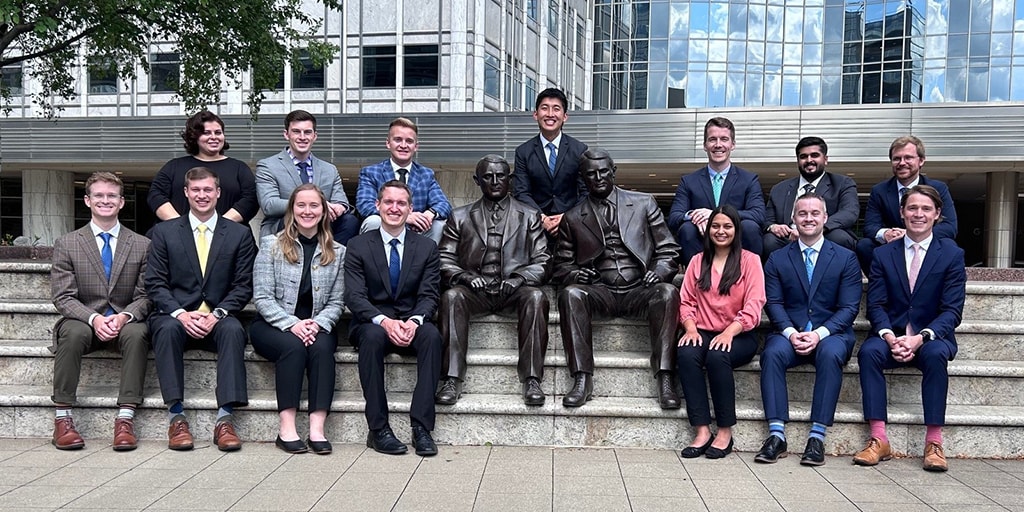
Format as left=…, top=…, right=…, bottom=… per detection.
left=2, top=261, right=1023, bottom=457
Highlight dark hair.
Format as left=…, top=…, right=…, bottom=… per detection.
left=703, top=117, right=735, bottom=141
left=901, top=184, right=942, bottom=210
left=285, top=109, right=317, bottom=131
left=578, top=147, right=614, bottom=173
left=377, top=179, right=413, bottom=201
left=278, top=183, right=336, bottom=266
left=181, top=110, right=230, bottom=155
left=796, top=136, right=828, bottom=156
left=697, top=204, right=743, bottom=295
left=476, top=154, right=510, bottom=176
left=84, top=171, right=123, bottom=196
left=535, top=87, right=568, bottom=111
left=184, top=166, right=219, bottom=187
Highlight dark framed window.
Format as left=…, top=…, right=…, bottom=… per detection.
left=150, top=52, right=180, bottom=92
left=362, top=46, right=397, bottom=88
left=547, top=0, right=559, bottom=36
left=484, top=53, right=500, bottom=99
left=88, top=58, right=118, bottom=94
left=0, top=177, right=23, bottom=239
left=276, top=50, right=326, bottom=89
left=404, top=45, right=439, bottom=87
left=1, top=64, right=23, bottom=96
left=527, top=0, right=538, bottom=20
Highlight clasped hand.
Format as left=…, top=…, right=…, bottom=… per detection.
left=382, top=317, right=418, bottom=347
left=177, top=311, right=218, bottom=339
left=92, top=313, right=128, bottom=342
left=788, top=331, right=821, bottom=356
left=290, top=319, right=321, bottom=346
left=886, top=333, right=923, bottom=362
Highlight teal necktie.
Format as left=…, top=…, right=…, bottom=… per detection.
left=804, top=247, right=815, bottom=331
left=712, top=173, right=724, bottom=205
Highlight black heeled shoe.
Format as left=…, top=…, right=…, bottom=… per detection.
left=705, top=437, right=734, bottom=459
left=681, top=435, right=715, bottom=458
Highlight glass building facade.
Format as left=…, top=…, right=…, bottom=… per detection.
left=593, top=0, right=1023, bottom=109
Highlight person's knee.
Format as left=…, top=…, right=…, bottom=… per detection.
left=759, top=339, right=789, bottom=369
left=56, top=321, right=93, bottom=354
left=360, top=215, right=382, bottom=234
left=558, top=284, right=588, bottom=308
left=520, top=286, right=548, bottom=308
left=815, top=339, right=849, bottom=367
left=857, top=338, right=887, bottom=366
left=651, top=283, right=677, bottom=303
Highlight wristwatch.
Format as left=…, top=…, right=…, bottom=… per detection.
left=920, top=329, right=933, bottom=343
left=212, top=308, right=228, bottom=320
left=427, top=208, right=440, bottom=219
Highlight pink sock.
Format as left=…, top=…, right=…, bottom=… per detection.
left=869, top=420, right=888, bottom=443
left=925, top=425, right=943, bottom=445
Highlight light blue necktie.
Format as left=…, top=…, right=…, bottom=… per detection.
left=546, top=142, right=557, bottom=176
left=803, top=247, right=815, bottom=331
left=100, top=232, right=115, bottom=315
left=389, top=239, right=401, bottom=298
left=712, top=173, right=724, bottom=205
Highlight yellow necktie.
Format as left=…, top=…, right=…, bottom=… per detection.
left=197, top=225, right=211, bottom=313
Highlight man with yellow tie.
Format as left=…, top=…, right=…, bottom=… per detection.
left=146, top=166, right=256, bottom=452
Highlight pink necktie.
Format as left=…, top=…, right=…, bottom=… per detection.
left=908, top=243, right=921, bottom=293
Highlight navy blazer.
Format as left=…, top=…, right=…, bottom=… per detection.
left=354, top=160, right=452, bottom=219
left=765, top=172, right=859, bottom=235
left=862, top=175, right=958, bottom=241
left=512, top=133, right=588, bottom=215
left=667, top=165, right=766, bottom=233
left=145, top=215, right=256, bottom=315
left=764, top=239, right=862, bottom=341
left=343, top=229, right=440, bottom=326
left=866, top=237, right=966, bottom=347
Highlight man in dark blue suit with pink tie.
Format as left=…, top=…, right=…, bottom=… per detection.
left=757, top=193, right=862, bottom=466
left=853, top=184, right=966, bottom=472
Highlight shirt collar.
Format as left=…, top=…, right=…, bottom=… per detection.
left=89, top=221, right=121, bottom=238
left=798, top=172, right=825, bottom=190
left=188, top=211, right=219, bottom=233
left=540, top=132, right=563, bottom=149
left=380, top=227, right=407, bottom=246
left=904, top=234, right=933, bottom=252
left=898, top=175, right=921, bottom=192
left=798, top=236, right=825, bottom=254
left=708, top=165, right=731, bottom=180
left=483, top=195, right=511, bottom=211
left=287, top=148, right=313, bottom=167
left=390, top=159, right=414, bottom=173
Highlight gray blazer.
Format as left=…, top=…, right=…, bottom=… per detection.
left=252, top=234, right=346, bottom=332
left=256, top=149, right=352, bottom=237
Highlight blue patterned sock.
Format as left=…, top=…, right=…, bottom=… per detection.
left=810, top=422, right=827, bottom=441
left=768, top=420, right=786, bottom=441
left=216, top=405, right=233, bottom=422
left=168, top=401, right=184, bottom=423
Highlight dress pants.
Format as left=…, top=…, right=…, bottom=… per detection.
left=249, top=317, right=337, bottom=412
left=858, top=335, right=956, bottom=426
left=676, top=329, right=759, bottom=427
left=350, top=321, right=442, bottom=431
left=558, top=282, right=678, bottom=375
left=150, top=314, right=249, bottom=408
left=855, top=237, right=881, bottom=274
left=331, top=213, right=360, bottom=246
left=52, top=319, right=149, bottom=406
left=759, top=332, right=853, bottom=426
left=439, top=285, right=548, bottom=382
left=678, top=219, right=762, bottom=263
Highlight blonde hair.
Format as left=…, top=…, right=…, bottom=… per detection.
left=277, top=184, right=336, bottom=266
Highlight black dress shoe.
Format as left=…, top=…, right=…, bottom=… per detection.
left=411, top=424, right=438, bottom=457
left=680, top=435, right=715, bottom=458
left=366, top=425, right=408, bottom=455
left=705, top=437, right=734, bottom=459
left=657, top=372, right=681, bottom=410
left=307, top=438, right=332, bottom=455
left=754, top=435, right=788, bottom=464
left=562, top=372, right=593, bottom=407
left=434, top=378, right=463, bottom=405
left=800, top=437, right=825, bottom=466
left=523, top=377, right=545, bottom=406
left=275, top=436, right=308, bottom=454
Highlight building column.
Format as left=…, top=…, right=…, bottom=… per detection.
left=23, top=170, right=74, bottom=246
left=434, top=166, right=478, bottom=210
left=985, top=171, right=1018, bottom=268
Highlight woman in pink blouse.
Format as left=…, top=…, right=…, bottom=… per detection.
left=676, top=204, right=766, bottom=459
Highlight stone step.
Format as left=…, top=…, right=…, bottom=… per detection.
left=2, top=385, right=1021, bottom=458
left=5, top=299, right=1024, bottom=361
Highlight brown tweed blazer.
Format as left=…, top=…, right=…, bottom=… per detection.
left=50, top=224, right=151, bottom=345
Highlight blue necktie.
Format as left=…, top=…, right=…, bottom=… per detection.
left=100, top=232, right=115, bottom=316
left=546, top=142, right=557, bottom=176
left=712, top=173, right=724, bottom=206
left=389, top=238, right=401, bottom=297
left=297, top=161, right=312, bottom=184
left=803, top=247, right=815, bottom=331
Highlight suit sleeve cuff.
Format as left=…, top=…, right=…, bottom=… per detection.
left=170, top=309, right=186, bottom=319
left=874, top=228, right=887, bottom=243
left=878, top=328, right=894, bottom=338
left=781, top=327, right=798, bottom=339
left=88, top=313, right=99, bottom=326
left=122, top=312, right=135, bottom=323
left=814, top=326, right=831, bottom=340
left=372, top=314, right=387, bottom=326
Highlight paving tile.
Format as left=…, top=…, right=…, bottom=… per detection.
left=346, top=451, right=425, bottom=473
left=276, top=451, right=360, bottom=472
left=484, top=457, right=553, bottom=475
left=984, top=460, right=1024, bottom=474
left=330, top=471, right=413, bottom=493
left=552, top=460, right=621, bottom=476
left=473, top=493, right=551, bottom=512
left=952, top=470, right=1024, bottom=487
left=744, top=459, right=826, bottom=481
left=628, top=496, right=708, bottom=511
left=103, top=468, right=194, bottom=488
left=182, top=467, right=270, bottom=489
left=0, top=465, right=56, bottom=486
left=613, top=448, right=682, bottom=463
left=489, top=446, right=553, bottom=461
left=311, top=490, right=401, bottom=512
left=478, top=473, right=553, bottom=494
left=876, top=467, right=960, bottom=485
left=762, top=480, right=847, bottom=502
left=29, top=465, right=127, bottom=487
left=553, top=447, right=618, bottom=463
left=0, top=438, right=50, bottom=451
left=622, top=476, right=700, bottom=498
left=393, top=491, right=475, bottom=512
left=63, top=485, right=168, bottom=509
left=833, top=482, right=923, bottom=503
left=929, top=505, right=1010, bottom=512
left=693, top=479, right=774, bottom=500
left=970, top=486, right=1024, bottom=507
left=417, top=454, right=488, bottom=474
left=618, top=462, right=687, bottom=478
left=254, top=469, right=342, bottom=491
left=135, top=448, right=224, bottom=470
left=774, top=499, right=860, bottom=512
left=903, top=483, right=994, bottom=505
left=703, top=497, right=784, bottom=512
left=813, top=465, right=893, bottom=484
left=405, top=471, right=483, bottom=494
left=552, top=475, right=626, bottom=496
left=148, top=487, right=250, bottom=510
left=854, top=504, right=934, bottom=512
left=553, top=493, right=630, bottom=511
left=0, top=448, right=95, bottom=467
left=228, top=488, right=325, bottom=511
left=0, top=485, right=94, bottom=509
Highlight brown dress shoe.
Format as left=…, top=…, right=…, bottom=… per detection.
left=852, top=437, right=892, bottom=466
left=167, top=414, right=194, bottom=451
left=52, top=417, right=85, bottom=450
left=923, top=441, right=948, bottom=472
left=112, top=418, right=138, bottom=451
left=214, top=417, right=242, bottom=452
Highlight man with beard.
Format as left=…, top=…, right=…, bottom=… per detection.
left=762, top=137, right=859, bottom=259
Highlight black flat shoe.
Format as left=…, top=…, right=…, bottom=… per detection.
left=705, top=437, right=734, bottom=459
left=275, top=436, right=308, bottom=454
left=307, top=438, right=332, bottom=455
left=681, top=435, right=715, bottom=459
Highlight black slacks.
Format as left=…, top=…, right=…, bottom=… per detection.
left=250, top=317, right=337, bottom=412
left=150, top=314, right=248, bottom=408
left=676, top=329, right=759, bottom=427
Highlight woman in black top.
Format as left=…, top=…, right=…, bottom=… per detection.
left=250, top=184, right=346, bottom=454
left=148, top=110, right=258, bottom=223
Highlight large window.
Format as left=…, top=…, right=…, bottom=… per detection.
left=88, top=58, right=118, bottom=94
left=404, top=45, right=439, bottom=87
left=547, top=0, right=559, bottom=37
left=484, top=53, right=500, bottom=99
left=0, top=64, right=23, bottom=96
left=362, top=46, right=397, bottom=88
left=149, top=52, right=180, bottom=92
left=277, top=50, right=326, bottom=90
left=0, top=177, right=22, bottom=239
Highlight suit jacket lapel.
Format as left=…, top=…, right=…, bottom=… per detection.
left=809, top=242, right=834, bottom=297
left=781, top=180, right=798, bottom=223
left=369, top=231, right=392, bottom=296
left=700, top=167, right=716, bottom=206
left=817, top=174, right=833, bottom=200
left=178, top=218, right=204, bottom=282
left=912, top=241, right=941, bottom=298
left=469, top=201, right=488, bottom=245
left=109, top=231, right=132, bottom=292
left=284, top=152, right=304, bottom=188
left=580, top=200, right=603, bottom=242
left=533, top=138, right=549, bottom=178
left=891, top=243, right=912, bottom=297
left=787, top=243, right=810, bottom=295
left=77, top=228, right=108, bottom=285
left=885, top=178, right=903, bottom=228
left=396, top=234, right=416, bottom=296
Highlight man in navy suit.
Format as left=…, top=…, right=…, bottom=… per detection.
left=513, top=88, right=589, bottom=237
left=354, top=117, right=452, bottom=243
left=855, top=135, right=958, bottom=273
left=668, top=117, right=766, bottom=262
left=756, top=193, right=862, bottom=466
left=762, top=137, right=859, bottom=259
left=255, top=109, right=359, bottom=244
left=345, top=180, right=443, bottom=457
left=146, top=166, right=256, bottom=452
left=853, top=184, right=966, bottom=472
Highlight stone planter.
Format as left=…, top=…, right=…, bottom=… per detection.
left=0, top=246, right=54, bottom=261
